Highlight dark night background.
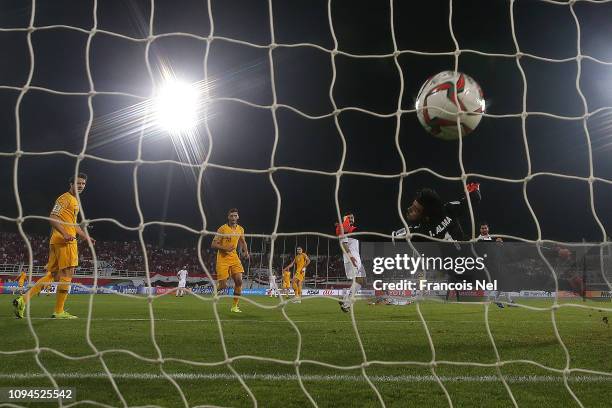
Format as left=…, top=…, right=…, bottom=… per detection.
left=1, top=0, right=612, bottom=250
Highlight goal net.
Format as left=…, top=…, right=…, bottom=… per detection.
left=1, top=0, right=612, bottom=407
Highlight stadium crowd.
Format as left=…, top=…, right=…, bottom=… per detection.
left=0, top=232, right=345, bottom=278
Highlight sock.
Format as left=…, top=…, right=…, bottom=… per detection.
left=297, top=285, right=302, bottom=297
left=506, top=292, right=513, bottom=303
left=232, top=287, right=241, bottom=307
left=23, top=273, right=54, bottom=303
left=353, top=282, right=362, bottom=300
left=54, top=276, right=72, bottom=314
left=343, top=281, right=361, bottom=306
left=342, top=288, right=351, bottom=304
left=292, top=281, right=298, bottom=296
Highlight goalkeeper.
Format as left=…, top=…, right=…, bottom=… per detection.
left=392, top=183, right=482, bottom=300
left=393, top=183, right=481, bottom=242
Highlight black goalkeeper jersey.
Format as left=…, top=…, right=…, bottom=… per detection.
left=400, top=189, right=481, bottom=242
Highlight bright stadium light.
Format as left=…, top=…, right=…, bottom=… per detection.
left=154, top=80, right=199, bottom=133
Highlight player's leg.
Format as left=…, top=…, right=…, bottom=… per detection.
left=228, top=258, right=245, bottom=312
left=271, top=279, right=278, bottom=297
left=216, top=279, right=227, bottom=294
left=291, top=278, right=299, bottom=300
left=230, top=270, right=243, bottom=313
left=215, top=261, right=230, bottom=296
left=53, top=266, right=76, bottom=319
left=52, top=243, right=78, bottom=319
left=25, top=273, right=54, bottom=301
left=504, top=291, right=516, bottom=306
left=342, top=276, right=365, bottom=307
left=339, top=261, right=355, bottom=312
left=268, top=276, right=274, bottom=297
left=13, top=251, right=56, bottom=318
left=292, top=277, right=301, bottom=303
left=340, top=260, right=366, bottom=312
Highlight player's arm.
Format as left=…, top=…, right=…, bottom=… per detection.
left=238, top=234, right=249, bottom=258
left=211, top=234, right=232, bottom=252
left=445, top=182, right=481, bottom=218
left=211, top=235, right=224, bottom=250
left=75, top=224, right=95, bottom=245
left=303, top=254, right=311, bottom=269
left=284, top=259, right=295, bottom=270
left=49, top=214, right=74, bottom=242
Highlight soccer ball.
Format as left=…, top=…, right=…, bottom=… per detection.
left=415, top=71, right=485, bottom=140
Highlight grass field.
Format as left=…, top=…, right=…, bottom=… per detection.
left=1, top=293, right=611, bottom=407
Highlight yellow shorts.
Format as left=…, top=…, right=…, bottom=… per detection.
left=294, top=272, right=304, bottom=282
left=216, top=255, right=244, bottom=281
left=282, top=281, right=290, bottom=289
left=47, top=243, right=78, bottom=273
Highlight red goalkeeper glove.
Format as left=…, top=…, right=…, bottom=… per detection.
left=466, top=182, right=480, bottom=193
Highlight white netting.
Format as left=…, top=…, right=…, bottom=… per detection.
left=1, top=0, right=612, bottom=407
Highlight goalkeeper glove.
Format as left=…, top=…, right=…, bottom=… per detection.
left=466, top=182, right=480, bottom=193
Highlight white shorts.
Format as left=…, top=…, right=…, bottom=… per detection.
left=178, top=280, right=186, bottom=288
left=344, top=256, right=366, bottom=279
left=269, top=279, right=278, bottom=290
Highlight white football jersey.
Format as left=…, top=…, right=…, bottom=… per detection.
left=341, top=237, right=360, bottom=263
left=177, top=269, right=188, bottom=281
left=477, top=234, right=492, bottom=241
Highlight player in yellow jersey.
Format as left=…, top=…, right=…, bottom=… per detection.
left=281, top=267, right=291, bottom=297
left=13, top=173, right=95, bottom=319
left=17, top=271, right=27, bottom=295
left=211, top=208, right=249, bottom=313
left=285, top=247, right=310, bottom=303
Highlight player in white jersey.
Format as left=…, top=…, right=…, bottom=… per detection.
left=268, top=272, right=279, bottom=297
left=477, top=222, right=503, bottom=243
left=336, top=212, right=366, bottom=313
left=176, top=267, right=188, bottom=297
left=476, top=222, right=514, bottom=308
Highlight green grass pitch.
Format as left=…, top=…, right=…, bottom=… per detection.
left=0, top=294, right=610, bottom=407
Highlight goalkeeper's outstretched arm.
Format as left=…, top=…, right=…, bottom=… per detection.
left=445, top=182, right=481, bottom=218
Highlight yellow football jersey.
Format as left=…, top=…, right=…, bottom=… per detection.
left=18, top=272, right=26, bottom=286
left=215, top=224, right=244, bottom=259
left=295, top=253, right=307, bottom=271
left=282, top=270, right=291, bottom=283
left=50, top=192, right=79, bottom=245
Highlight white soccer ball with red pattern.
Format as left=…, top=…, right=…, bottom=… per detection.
left=415, top=71, right=485, bottom=140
